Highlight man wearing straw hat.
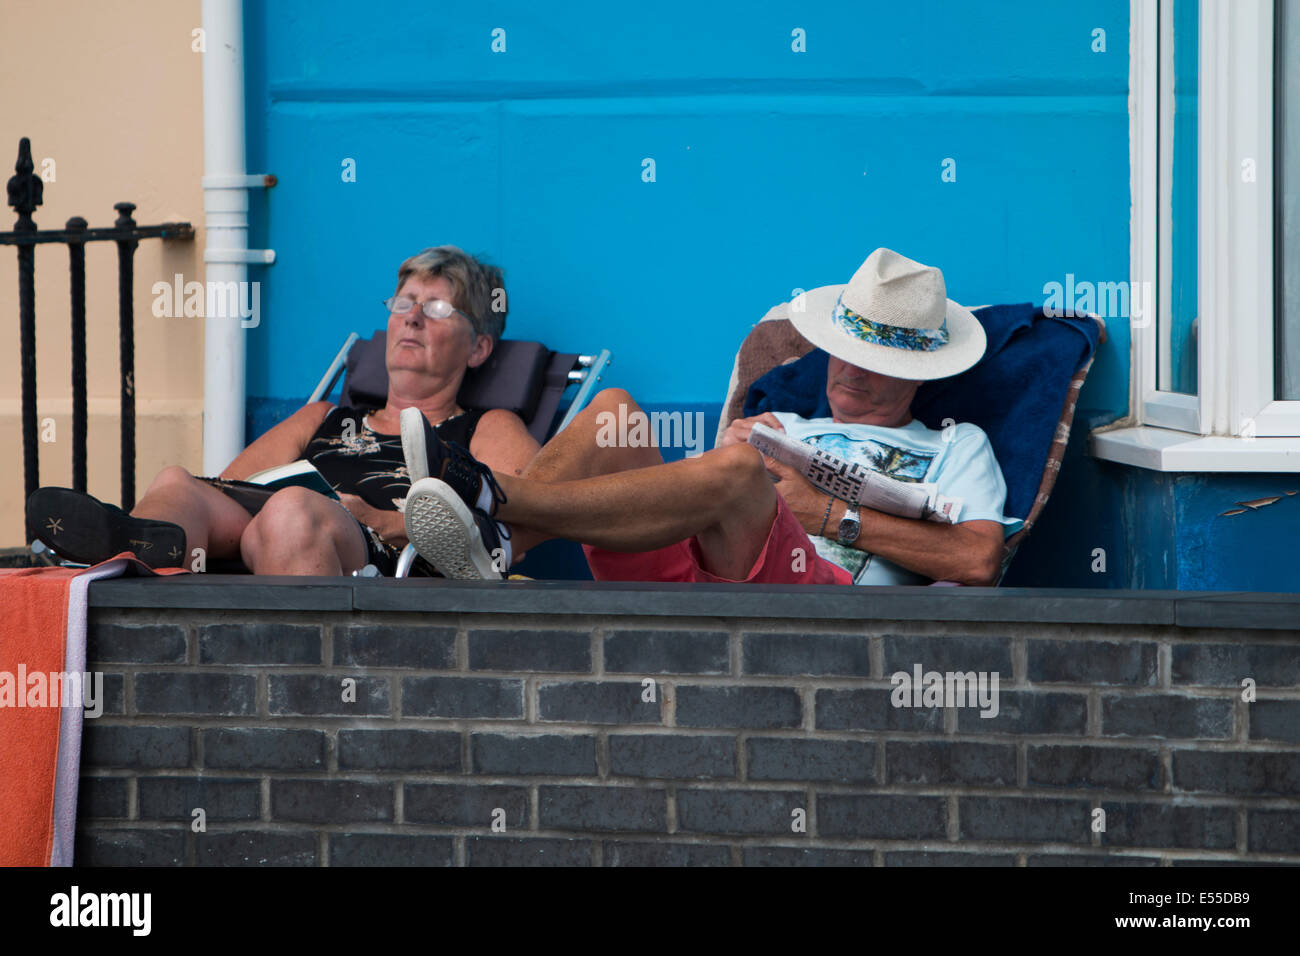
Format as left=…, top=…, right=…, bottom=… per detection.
left=400, top=248, right=1022, bottom=586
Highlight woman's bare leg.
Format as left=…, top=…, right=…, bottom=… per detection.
left=239, top=487, right=369, bottom=575
left=131, top=466, right=254, bottom=561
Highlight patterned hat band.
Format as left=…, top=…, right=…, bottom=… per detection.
left=832, top=294, right=950, bottom=352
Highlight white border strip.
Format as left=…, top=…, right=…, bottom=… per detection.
left=50, top=558, right=132, bottom=867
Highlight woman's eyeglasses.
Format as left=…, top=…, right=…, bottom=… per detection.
left=383, top=296, right=468, bottom=321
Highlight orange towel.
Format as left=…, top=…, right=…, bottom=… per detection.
left=0, top=565, right=80, bottom=866
left=0, top=552, right=186, bottom=866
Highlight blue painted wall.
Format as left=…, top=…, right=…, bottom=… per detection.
left=238, top=0, right=1298, bottom=591
left=1002, top=406, right=1300, bottom=591
left=242, top=0, right=1131, bottom=408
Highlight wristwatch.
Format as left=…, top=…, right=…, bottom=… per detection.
left=836, top=506, right=862, bottom=546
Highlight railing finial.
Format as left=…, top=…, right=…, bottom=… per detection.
left=7, top=137, right=43, bottom=226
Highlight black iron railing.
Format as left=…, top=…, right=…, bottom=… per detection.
left=1, top=137, right=194, bottom=512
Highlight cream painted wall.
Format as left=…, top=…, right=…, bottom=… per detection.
left=0, top=0, right=205, bottom=547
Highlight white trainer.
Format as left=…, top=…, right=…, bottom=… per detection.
left=400, top=406, right=431, bottom=485
left=404, top=476, right=508, bottom=580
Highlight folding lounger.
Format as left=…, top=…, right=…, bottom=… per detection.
left=716, top=301, right=1105, bottom=583
left=309, top=331, right=611, bottom=577
left=311, top=331, right=611, bottom=445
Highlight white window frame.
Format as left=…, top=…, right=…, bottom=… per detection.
left=1141, top=0, right=1200, bottom=432
left=1093, top=0, right=1300, bottom=471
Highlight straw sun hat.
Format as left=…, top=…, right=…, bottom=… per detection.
left=789, top=248, right=986, bottom=381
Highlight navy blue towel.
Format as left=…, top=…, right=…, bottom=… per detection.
left=742, top=304, right=1101, bottom=521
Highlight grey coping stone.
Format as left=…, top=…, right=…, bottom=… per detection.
left=1176, top=594, right=1300, bottom=631
left=348, top=581, right=1182, bottom=624
left=83, top=578, right=1299, bottom=631
left=89, top=575, right=354, bottom=610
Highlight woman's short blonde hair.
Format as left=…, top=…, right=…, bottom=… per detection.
left=395, top=245, right=506, bottom=342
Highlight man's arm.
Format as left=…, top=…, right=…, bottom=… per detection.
left=768, top=459, right=1004, bottom=586
left=219, top=401, right=334, bottom=480
left=831, top=496, right=1003, bottom=586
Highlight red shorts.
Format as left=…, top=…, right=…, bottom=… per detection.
left=583, top=494, right=854, bottom=586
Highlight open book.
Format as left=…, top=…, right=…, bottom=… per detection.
left=747, top=423, right=962, bottom=524
left=244, top=460, right=340, bottom=500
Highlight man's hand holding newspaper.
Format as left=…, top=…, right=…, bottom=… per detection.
left=746, top=422, right=963, bottom=524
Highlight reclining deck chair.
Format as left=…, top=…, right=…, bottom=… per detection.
left=717, top=301, right=1105, bottom=583
left=311, top=331, right=611, bottom=445
left=312, top=332, right=612, bottom=577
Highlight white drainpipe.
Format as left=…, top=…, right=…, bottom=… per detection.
left=200, top=0, right=275, bottom=474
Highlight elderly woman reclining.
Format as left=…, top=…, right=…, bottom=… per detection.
left=25, top=246, right=539, bottom=575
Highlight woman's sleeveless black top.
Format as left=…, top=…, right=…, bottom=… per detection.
left=303, top=405, right=485, bottom=510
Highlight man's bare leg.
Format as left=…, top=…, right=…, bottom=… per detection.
left=505, top=388, right=671, bottom=556
left=495, top=442, right=778, bottom=581
left=480, top=387, right=783, bottom=580
left=131, top=466, right=256, bottom=560
left=523, top=388, right=665, bottom=483
left=410, top=386, right=781, bottom=579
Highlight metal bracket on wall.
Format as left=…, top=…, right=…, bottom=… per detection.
left=204, top=248, right=276, bottom=264
left=201, top=172, right=277, bottom=265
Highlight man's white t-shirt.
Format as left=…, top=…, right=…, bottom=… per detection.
left=770, top=412, right=1024, bottom=586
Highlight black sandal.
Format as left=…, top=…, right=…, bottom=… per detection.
left=25, top=487, right=187, bottom=569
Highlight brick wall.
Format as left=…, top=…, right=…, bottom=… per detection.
left=77, top=589, right=1300, bottom=867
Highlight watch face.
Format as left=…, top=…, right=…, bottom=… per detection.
left=837, top=514, right=861, bottom=545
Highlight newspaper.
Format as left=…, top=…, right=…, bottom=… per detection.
left=747, top=423, right=963, bottom=524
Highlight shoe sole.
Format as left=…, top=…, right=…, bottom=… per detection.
left=404, top=478, right=499, bottom=580
left=26, top=486, right=186, bottom=569
left=400, top=407, right=430, bottom=485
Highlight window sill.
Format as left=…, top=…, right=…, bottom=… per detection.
left=1090, top=426, right=1300, bottom=473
